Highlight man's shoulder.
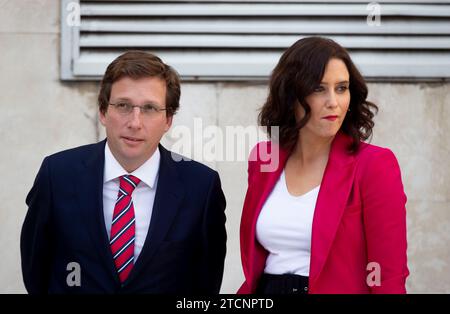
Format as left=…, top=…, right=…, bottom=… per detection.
left=162, top=147, right=218, bottom=180
left=45, top=141, right=104, bottom=164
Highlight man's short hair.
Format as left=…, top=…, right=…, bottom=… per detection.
left=98, top=51, right=180, bottom=116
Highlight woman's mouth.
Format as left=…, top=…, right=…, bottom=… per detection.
left=322, top=115, right=338, bottom=121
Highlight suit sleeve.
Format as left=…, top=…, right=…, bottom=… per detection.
left=20, top=157, right=53, bottom=294
left=199, top=171, right=227, bottom=294
left=360, top=148, right=409, bottom=294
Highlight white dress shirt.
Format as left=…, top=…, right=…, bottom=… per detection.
left=256, top=169, right=320, bottom=276
left=103, top=142, right=160, bottom=261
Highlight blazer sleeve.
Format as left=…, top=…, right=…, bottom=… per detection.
left=359, top=148, right=409, bottom=294
left=198, top=171, right=227, bottom=294
left=237, top=141, right=271, bottom=294
left=20, top=157, right=54, bottom=294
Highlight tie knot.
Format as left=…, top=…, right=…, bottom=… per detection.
left=119, top=175, right=141, bottom=195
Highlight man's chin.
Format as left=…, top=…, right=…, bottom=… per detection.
left=121, top=149, right=154, bottom=164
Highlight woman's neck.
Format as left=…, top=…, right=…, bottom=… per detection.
left=291, top=132, right=334, bottom=167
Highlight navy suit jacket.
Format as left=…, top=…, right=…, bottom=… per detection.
left=21, top=140, right=227, bottom=294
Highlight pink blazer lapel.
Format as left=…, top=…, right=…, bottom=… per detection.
left=240, top=142, right=289, bottom=290
left=309, top=132, right=357, bottom=289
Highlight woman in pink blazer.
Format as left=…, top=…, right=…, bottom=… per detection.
left=238, top=37, right=409, bottom=294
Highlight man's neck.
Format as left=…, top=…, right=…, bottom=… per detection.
left=107, top=143, right=158, bottom=174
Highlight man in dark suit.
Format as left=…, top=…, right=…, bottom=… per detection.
left=20, top=51, right=227, bottom=294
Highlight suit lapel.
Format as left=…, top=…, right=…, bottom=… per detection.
left=309, top=132, right=356, bottom=289
left=127, top=144, right=185, bottom=283
left=76, top=140, right=120, bottom=283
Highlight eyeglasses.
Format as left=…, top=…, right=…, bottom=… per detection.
left=108, top=102, right=168, bottom=116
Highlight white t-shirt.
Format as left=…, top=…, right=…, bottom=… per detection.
left=256, top=169, right=320, bottom=276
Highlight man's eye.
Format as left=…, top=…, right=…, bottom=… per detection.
left=142, top=105, right=157, bottom=112
left=117, top=103, right=129, bottom=109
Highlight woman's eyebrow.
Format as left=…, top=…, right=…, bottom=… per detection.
left=319, top=80, right=350, bottom=85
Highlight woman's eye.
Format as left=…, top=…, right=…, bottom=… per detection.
left=314, top=86, right=325, bottom=92
left=337, top=86, right=349, bottom=92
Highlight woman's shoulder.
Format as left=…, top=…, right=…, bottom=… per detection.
left=354, top=141, right=402, bottom=176
left=248, top=141, right=273, bottom=160
left=356, top=141, right=398, bottom=162
left=248, top=140, right=287, bottom=162
left=246, top=141, right=288, bottom=174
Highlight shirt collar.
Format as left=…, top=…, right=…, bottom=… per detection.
left=103, top=142, right=161, bottom=189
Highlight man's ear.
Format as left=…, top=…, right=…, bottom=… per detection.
left=165, top=114, right=173, bottom=132
left=99, top=109, right=107, bottom=126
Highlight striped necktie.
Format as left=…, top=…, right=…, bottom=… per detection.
left=110, top=174, right=140, bottom=283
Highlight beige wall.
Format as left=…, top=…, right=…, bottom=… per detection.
left=1, top=0, right=449, bottom=293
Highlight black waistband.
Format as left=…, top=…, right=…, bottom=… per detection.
left=256, top=273, right=309, bottom=295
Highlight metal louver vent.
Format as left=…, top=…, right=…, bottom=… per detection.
left=61, top=0, right=450, bottom=81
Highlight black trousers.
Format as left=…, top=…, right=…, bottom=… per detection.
left=256, top=273, right=309, bottom=295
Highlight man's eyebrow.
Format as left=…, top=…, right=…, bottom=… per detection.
left=142, top=101, right=160, bottom=106
left=111, top=98, right=160, bottom=106
left=111, top=97, right=132, bottom=102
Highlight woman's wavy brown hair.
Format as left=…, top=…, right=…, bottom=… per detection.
left=259, top=36, right=378, bottom=153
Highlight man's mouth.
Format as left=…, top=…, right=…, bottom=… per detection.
left=122, top=136, right=143, bottom=142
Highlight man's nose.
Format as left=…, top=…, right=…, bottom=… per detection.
left=128, top=107, right=143, bottom=128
